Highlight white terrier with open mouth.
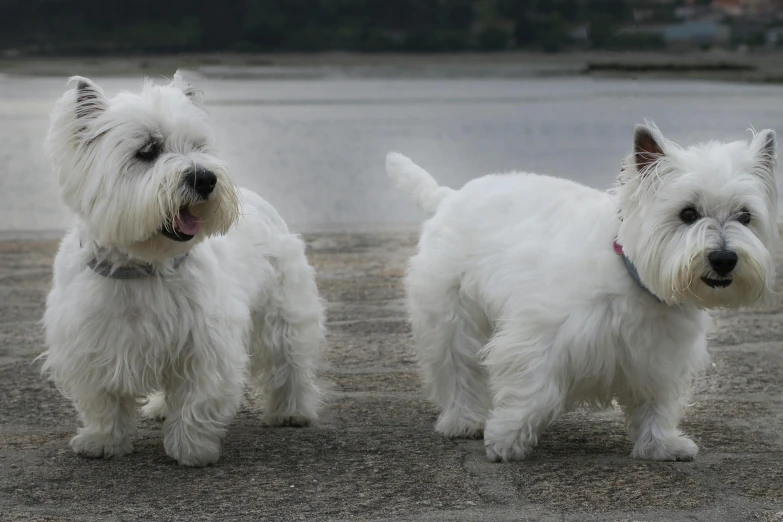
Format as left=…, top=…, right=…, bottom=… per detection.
left=386, top=123, right=777, bottom=462
left=41, top=72, right=324, bottom=466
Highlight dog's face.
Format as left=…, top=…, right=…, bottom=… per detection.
left=45, top=71, right=240, bottom=260
left=617, top=123, right=778, bottom=309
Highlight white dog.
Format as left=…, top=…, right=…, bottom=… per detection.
left=41, top=72, right=324, bottom=467
left=386, top=123, right=777, bottom=462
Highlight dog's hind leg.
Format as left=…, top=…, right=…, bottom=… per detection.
left=408, top=265, right=491, bottom=439
left=482, top=329, right=566, bottom=462
left=250, top=236, right=324, bottom=427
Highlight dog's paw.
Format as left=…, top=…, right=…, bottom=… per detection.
left=435, top=414, right=484, bottom=439
left=164, top=430, right=221, bottom=467
left=264, top=388, right=320, bottom=428
left=166, top=444, right=221, bottom=467
left=140, top=392, right=168, bottom=421
left=484, top=440, right=532, bottom=463
left=70, top=432, right=133, bottom=459
left=632, top=435, right=698, bottom=462
left=265, top=413, right=315, bottom=428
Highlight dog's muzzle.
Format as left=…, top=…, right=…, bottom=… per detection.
left=702, top=250, right=737, bottom=289
left=160, top=167, right=217, bottom=242
left=161, top=206, right=200, bottom=242
left=701, top=277, right=732, bottom=288
left=184, top=166, right=217, bottom=200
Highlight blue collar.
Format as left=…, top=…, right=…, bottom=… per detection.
left=614, top=241, right=663, bottom=303
left=86, top=254, right=188, bottom=279
left=81, top=240, right=188, bottom=280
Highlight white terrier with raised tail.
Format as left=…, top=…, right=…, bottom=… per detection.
left=41, top=72, right=325, bottom=467
left=386, top=123, right=777, bottom=462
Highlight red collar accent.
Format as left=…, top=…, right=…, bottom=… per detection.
left=613, top=238, right=664, bottom=303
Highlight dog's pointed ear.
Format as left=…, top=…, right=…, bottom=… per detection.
left=751, top=129, right=776, bottom=174
left=171, top=70, right=204, bottom=106
left=633, top=124, right=666, bottom=175
left=69, top=76, right=107, bottom=120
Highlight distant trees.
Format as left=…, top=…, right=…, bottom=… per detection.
left=0, top=0, right=653, bottom=55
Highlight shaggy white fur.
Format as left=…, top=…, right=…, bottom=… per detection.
left=387, top=123, right=777, bottom=462
left=41, top=72, right=324, bottom=467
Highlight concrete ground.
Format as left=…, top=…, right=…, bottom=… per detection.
left=1, top=232, right=782, bottom=521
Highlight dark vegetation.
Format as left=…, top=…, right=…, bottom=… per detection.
left=0, top=0, right=641, bottom=55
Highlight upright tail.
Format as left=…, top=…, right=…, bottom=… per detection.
left=386, top=152, right=454, bottom=215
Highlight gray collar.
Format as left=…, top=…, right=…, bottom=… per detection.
left=82, top=240, right=188, bottom=280
left=614, top=240, right=663, bottom=303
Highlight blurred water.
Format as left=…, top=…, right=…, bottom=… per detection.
left=1, top=73, right=782, bottom=233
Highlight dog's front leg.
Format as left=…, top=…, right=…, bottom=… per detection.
left=162, top=344, right=246, bottom=467
left=69, top=390, right=136, bottom=459
left=624, top=398, right=698, bottom=461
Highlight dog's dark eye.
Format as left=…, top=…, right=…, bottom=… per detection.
left=738, top=208, right=752, bottom=226
left=136, top=141, right=162, bottom=162
left=679, top=207, right=700, bottom=225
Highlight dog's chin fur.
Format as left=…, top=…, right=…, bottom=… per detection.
left=386, top=121, right=777, bottom=463
left=121, top=201, right=233, bottom=262
left=123, top=232, right=196, bottom=262
left=40, top=72, right=325, bottom=467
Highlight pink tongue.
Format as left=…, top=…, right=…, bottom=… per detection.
left=175, top=208, right=200, bottom=235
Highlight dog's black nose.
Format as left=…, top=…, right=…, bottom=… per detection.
left=708, top=250, right=738, bottom=276
left=184, top=167, right=217, bottom=199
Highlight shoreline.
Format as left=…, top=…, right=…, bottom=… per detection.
left=0, top=223, right=424, bottom=242
left=2, top=50, right=783, bottom=83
